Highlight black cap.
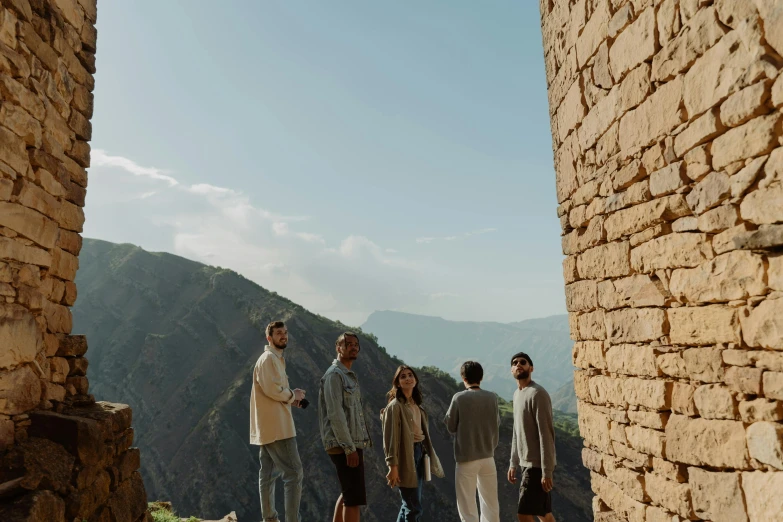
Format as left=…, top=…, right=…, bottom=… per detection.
left=510, top=351, right=533, bottom=367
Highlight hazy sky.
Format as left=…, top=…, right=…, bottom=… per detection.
left=85, top=1, right=565, bottom=326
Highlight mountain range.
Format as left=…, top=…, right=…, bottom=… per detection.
left=72, top=239, right=590, bottom=521
left=361, top=311, right=575, bottom=403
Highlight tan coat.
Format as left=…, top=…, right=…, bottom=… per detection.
left=249, top=345, right=296, bottom=445
left=382, top=398, right=444, bottom=488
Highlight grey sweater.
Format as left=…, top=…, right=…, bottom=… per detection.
left=444, top=389, right=500, bottom=463
left=509, top=381, right=556, bottom=478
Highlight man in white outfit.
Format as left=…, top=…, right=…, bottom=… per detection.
left=444, top=361, right=501, bottom=522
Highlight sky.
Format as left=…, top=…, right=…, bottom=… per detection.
left=84, top=0, right=565, bottom=327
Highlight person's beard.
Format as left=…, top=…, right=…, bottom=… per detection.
left=516, top=370, right=530, bottom=380
left=272, top=340, right=288, bottom=349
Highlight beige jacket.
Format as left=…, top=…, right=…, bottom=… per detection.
left=250, top=345, right=297, bottom=445
left=382, top=399, right=444, bottom=488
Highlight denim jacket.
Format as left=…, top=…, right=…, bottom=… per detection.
left=318, top=359, right=372, bottom=453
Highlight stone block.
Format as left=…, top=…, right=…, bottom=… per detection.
left=606, top=308, right=667, bottom=344
left=742, top=471, right=783, bottom=521
left=573, top=340, right=606, bottom=369
left=665, top=415, right=749, bottom=469
left=694, top=384, right=737, bottom=420
left=606, top=195, right=690, bottom=241
left=0, top=490, right=66, bottom=522
left=650, top=162, right=686, bottom=197
left=56, top=335, right=87, bottom=357
left=590, top=471, right=647, bottom=522
left=740, top=399, right=783, bottom=423
left=106, top=472, right=148, bottom=522
left=577, top=241, right=631, bottom=279
left=604, top=179, right=650, bottom=213
left=0, top=303, right=42, bottom=370
left=625, top=424, right=665, bottom=457
left=632, top=233, right=713, bottom=273
left=574, top=370, right=591, bottom=401
left=652, top=6, right=727, bottom=82
left=683, top=347, right=725, bottom=382
left=674, top=108, right=723, bottom=158
left=755, top=0, right=783, bottom=56
left=576, top=0, right=610, bottom=68
left=769, top=255, right=783, bottom=291
left=623, top=376, right=672, bottom=410
left=741, top=186, right=783, bottom=225
left=746, top=421, right=783, bottom=470
left=726, top=366, right=763, bottom=394
left=729, top=224, right=783, bottom=251
left=669, top=306, right=740, bottom=345
left=610, top=7, right=656, bottom=81
left=688, top=467, right=747, bottom=522
left=683, top=28, right=776, bottom=118
left=644, top=472, right=693, bottom=519
left=764, top=372, right=783, bottom=400
left=606, top=464, right=647, bottom=502
left=712, top=113, right=781, bottom=171
left=658, top=352, right=689, bottom=379
left=731, top=156, right=767, bottom=199
left=0, top=364, right=40, bottom=415
left=0, top=201, right=58, bottom=249
left=565, top=280, right=598, bottom=312
left=590, top=375, right=627, bottom=407
left=741, top=299, right=783, bottom=350
left=576, top=309, right=606, bottom=340
left=669, top=250, right=766, bottom=303
left=606, top=344, right=658, bottom=377
left=721, top=79, right=772, bottom=127
left=613, top=440, right=653, bottom=468
left=672, top=382, right=697, bottom=416
left=686, top=171, right=730, bottom=215
left=697, top=204, right=739, bottom=232
left=651, top=456, right=685, bottom=482
left=598, top=274, right=666, bottom=310
left=619, top=76, right=684, bottom=154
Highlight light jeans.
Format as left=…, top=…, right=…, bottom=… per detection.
left=455, top=457, right=500, bottom=522
left=259, top=437, right=303, bottom=522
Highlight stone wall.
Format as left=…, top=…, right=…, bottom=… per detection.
left=0, top=1, right=148, bottom=520
left=539, top=0, right=783, bottom=520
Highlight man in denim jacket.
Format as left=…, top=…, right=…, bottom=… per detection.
left=318, top=332, right=372, bottom=522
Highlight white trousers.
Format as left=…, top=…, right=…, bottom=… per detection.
left=455, top=457, right=500, bottom=522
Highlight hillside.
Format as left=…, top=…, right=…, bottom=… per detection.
left=362, top=311, right=574, bottom=400
left=73, top=239, right=591, bottom=521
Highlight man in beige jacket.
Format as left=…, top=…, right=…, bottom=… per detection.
left=250, top=321, right=307, bottom=522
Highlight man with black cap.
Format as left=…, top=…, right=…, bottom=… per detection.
left=507, top=352, right=556, bottom=522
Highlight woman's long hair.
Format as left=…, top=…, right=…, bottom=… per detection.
left=386, top=365, right=423, bottom=405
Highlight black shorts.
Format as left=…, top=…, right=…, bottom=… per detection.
left=328, top=449, right=366, bottom=506
left=517, top=467, right=552, bottom=516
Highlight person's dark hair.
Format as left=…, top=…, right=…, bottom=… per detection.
left=510, top=351, right=534, bottom=367
left=335, top=332, right=360, bottom=352
left=386, top=365, right=423, bottom=405
left=460, top=361, right=483, bottom=384
left=266, top=321, right=285, bottom=339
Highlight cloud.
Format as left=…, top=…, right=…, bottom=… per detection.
left=86, top=151, right=434, bottom=326
left=92, top=149, right=179, bottom=186
left=415, top=228, right=497, bottom=244
left=187, top=183, right=238, bottom=196
left=297, top=232, right=325, bottom=244
left=272, top=222, right=289, bottom=236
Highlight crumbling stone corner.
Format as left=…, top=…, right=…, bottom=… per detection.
left=0, top=1, right=150, bottom=520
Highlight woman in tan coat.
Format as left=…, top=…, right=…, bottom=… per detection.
left=382, top=365, right=444, bottom=522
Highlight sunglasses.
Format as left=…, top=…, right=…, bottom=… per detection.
left=511, top=359, right=530, bottom=367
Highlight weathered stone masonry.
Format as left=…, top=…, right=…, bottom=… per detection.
left=0, top=1, right=148, bottom=521
left=539, top=0, right=783, bottom=520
